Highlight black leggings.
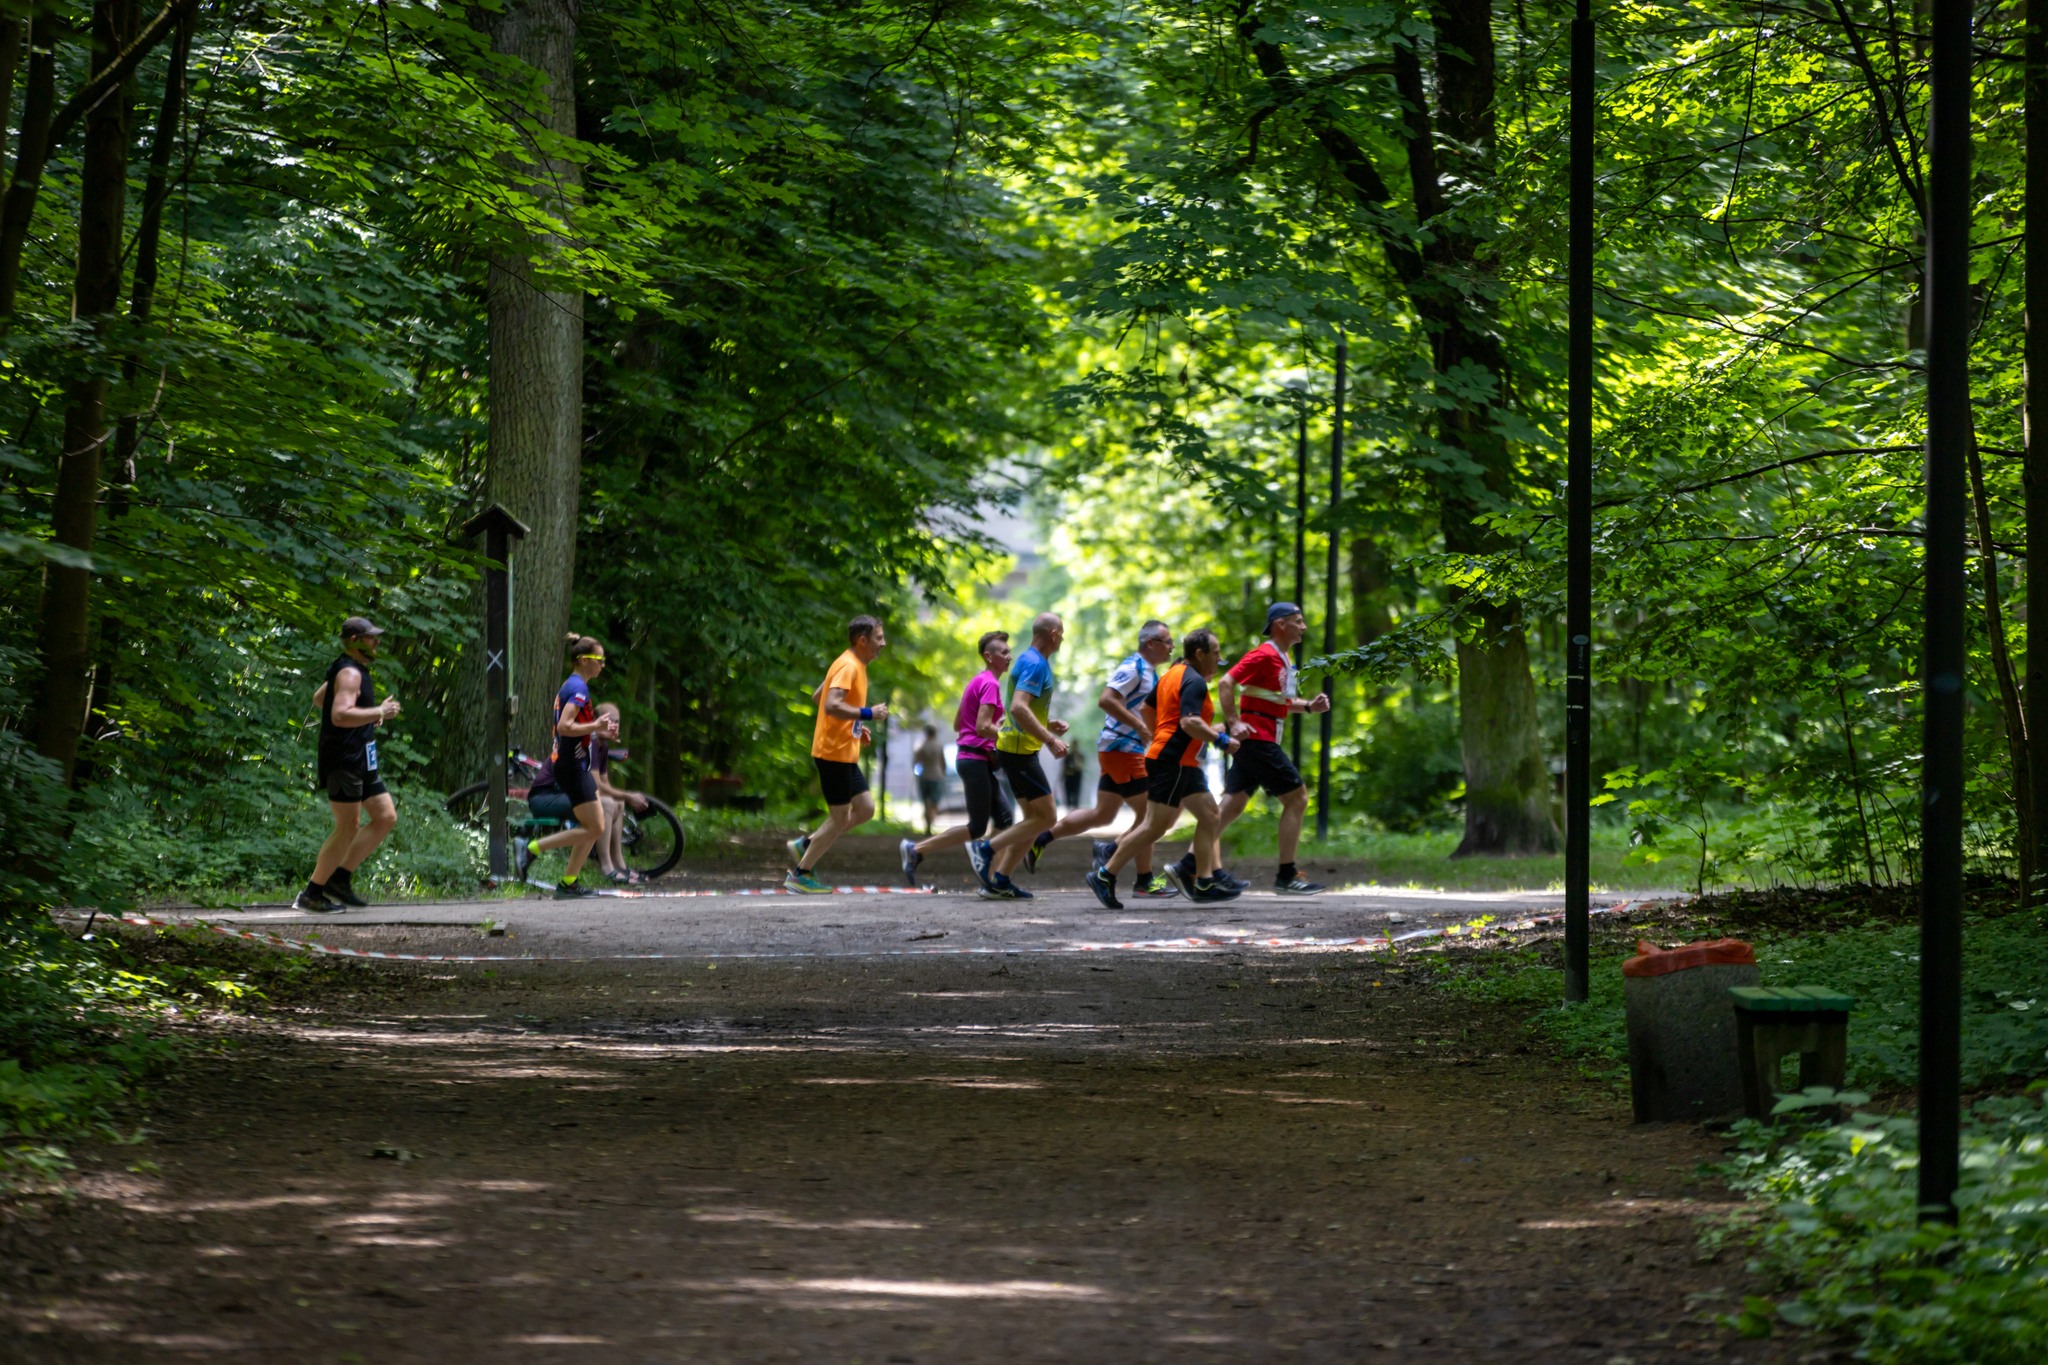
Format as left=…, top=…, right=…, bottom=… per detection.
left=957, top=756, right=1015, bottom=839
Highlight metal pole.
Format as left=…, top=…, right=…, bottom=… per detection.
left=1317, top=336, right=1344, bottom=843
left=486, top=526, right=509, bottom=881
left=1918, top=0, right=1970, bottom=1224
left=1294, top=409, right=1308, bottom=776
left=1564, top=0, right=1594, bottom=1002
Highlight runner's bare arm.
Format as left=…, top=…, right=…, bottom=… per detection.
left=1007, top=687, right=1065, bottom=753
left=1096, top=684, right=1145, bottom=735
left=820, top=686, right=886, bottom=721
left=556, top=700, right=612, bottom=738
left=326, top=666, right=394, bottom=727
left=975, top=702, right=1001, bottom=740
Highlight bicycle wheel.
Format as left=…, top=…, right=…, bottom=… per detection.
left=619, top=796, right=684, bottom=879
left=444, top=782, right=489, bottom=830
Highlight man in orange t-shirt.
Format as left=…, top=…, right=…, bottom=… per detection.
left=785, top=615, right=890, bottom=893
left=1084, top=629, right=1241, bottom=910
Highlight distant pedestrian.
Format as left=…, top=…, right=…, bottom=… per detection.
left=1061, top=745, right=1084, bottom=808
left=913, top=724, right=947, bottom=834
left=296, top=617, right=401, bottom=912
left=787, top=616, right=890, bottom=893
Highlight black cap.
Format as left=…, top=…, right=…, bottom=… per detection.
left=341, top=616, right=385, bottom=640
left=1263, top=602, right=1303, bottom=634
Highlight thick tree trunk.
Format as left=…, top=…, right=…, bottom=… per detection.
left=1349, top=538, right=1394, bottom=645
left=479, top=0, right=584, bottom=758
left=0, top=17, right=22, bottom=176
left=35, top=0, right=134, bottom=784
left=1453, top=600, right=1553, bottom=855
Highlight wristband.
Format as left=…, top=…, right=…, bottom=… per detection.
left=859, top=706, right=874, bottom=721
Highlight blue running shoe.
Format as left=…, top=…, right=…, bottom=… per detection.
left=966, top=839, right=995, bottom=890
left=1085, top=867, right=1122, bottom=911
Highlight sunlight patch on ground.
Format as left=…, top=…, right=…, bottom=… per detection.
left=688, top=1205, right=923, bottom=1231
left=504, top=1333, right=611, bottom=1344
left=715, top=1275, right=1110, bottom=1302
left=797, top=1075, right=1048, bottom=1091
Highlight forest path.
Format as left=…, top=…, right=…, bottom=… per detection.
left=3, top=944, right=1799, bottom=1363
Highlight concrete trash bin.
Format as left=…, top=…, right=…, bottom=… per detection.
left=1622, top=938, right=1760, bottom=1123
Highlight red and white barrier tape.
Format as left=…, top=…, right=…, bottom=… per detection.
left=87, top=897, right=1665, bottom=965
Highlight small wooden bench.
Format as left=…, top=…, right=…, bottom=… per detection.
left=1728, top=985, right=1855, bottom=1120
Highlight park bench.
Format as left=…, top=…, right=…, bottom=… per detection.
left=1727, top=985, right=1855, bottom=1120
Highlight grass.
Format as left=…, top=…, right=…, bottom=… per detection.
left=1218, top=811, right=1705, bottom=892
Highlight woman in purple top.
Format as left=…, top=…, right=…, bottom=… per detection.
left=900, top=631, right=1016, bottom=886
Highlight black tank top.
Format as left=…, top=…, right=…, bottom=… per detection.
left=318, top=655, right=378, bottom=771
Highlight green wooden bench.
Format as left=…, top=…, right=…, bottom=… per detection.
left=1728, top=985, right=1855, bottom=1119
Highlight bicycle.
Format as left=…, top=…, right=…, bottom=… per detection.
left=444, top=749, right=686, bottom=882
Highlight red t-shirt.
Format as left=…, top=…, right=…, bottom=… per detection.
left=1225, top=641, right=1294, bottom=743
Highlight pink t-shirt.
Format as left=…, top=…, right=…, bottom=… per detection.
left=955, top=670, right=1002, bottom=760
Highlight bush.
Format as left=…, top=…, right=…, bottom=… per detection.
left=1724, top=1096, right=2048, bottom=1363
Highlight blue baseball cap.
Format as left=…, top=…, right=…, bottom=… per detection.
left=1263, top=602, right=1303, bottom=634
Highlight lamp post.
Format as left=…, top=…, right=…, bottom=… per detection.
left=459, top=504, right=530, bottom=883
left=1317, top=336, right=1344, bottom=843
left=1564, top=0, right=1595, bottom=1002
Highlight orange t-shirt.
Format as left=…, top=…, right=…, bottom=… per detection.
left=810, top=649, right=868, bottom=763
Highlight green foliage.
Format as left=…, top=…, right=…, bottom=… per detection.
left=1723, top=1096, right=2048, bottom=1363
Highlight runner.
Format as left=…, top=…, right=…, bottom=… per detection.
left=1198, top=601, right=1333, bottom=895
left=913, top=724, right=947, bottom=835
left=1084, top=629, right=1241, bottom=910
left=1021, top=619, right=1177, bottom=897
left=966, top=612, right=1069, bottom=899
left=787, top=616, right=890, bottom=893
left=899, top=631, right=1016, bottom=888
left=522, top=636, right=620, bottom=899
left=295, top=616, right=402, bottom=912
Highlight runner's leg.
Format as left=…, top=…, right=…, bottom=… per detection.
left=1275, top=783, right=1309, bottom=867
left=800, top=791, right=874, bottom=871
left=1124, top=795, right=1154, bottom=875
left=1040, top=788, right=1123, bottom=843
left=1104, top=800, right=1178, bottom=876
left=597, top=796, right=625, bottom=872
left=312, top=801, right=360, bottom=886
left=341, top=792, right=397, bottom=874
left=989, top=793, right=1054, bottom=876
left=561, top=800, right=605, bottom=878
left=1184, top=792, right=1225, bottom=877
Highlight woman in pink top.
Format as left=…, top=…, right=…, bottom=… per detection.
left=901, top=632, right=1015, bottom=886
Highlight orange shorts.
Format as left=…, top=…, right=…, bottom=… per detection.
left=1098, top=751, right=1148, bottom=791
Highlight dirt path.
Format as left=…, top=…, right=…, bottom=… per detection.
left=2, top=946, right=1798, bottom=1363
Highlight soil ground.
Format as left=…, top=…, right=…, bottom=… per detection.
left=0, top=893, right=1811, bottom=1365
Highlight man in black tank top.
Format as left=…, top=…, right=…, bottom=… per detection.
left=295, top=617, right=402, bottom=912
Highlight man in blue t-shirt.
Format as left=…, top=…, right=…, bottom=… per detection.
left=1019, top=620, right=1177, bottom=896
left=967, top=612, right=1069, bottom=898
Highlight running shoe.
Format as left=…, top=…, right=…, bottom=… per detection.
left=992, top=875, right=1032, bottom=900
left=899, top=837, right=922, bottom=888
left=784, top=869, right=832, bottom=894
left=1084, top=867, right=1123, bottom=911
left=323, top=871, right=368, bottom=908
left=514, top=837, right=536, bottom=881
left=1189, top=875, right=1242, bottom=904
left=977, top=885, right=1013, bottom=900
left=1211, top=866, right=1251, bottom=893
left=1161, top=862, right=1195, bottom=899
left=1024, top=832, right=1052, bottom=874
left=1090, top=839, right=1116, bottom=872
left=292, top=885, right=339, bottom=913
left=1129, top=872, right=1180, bottom=899
left=1274, top=874, right=1326, bottom=896
left=554, top=876, right=595, bottom=900
left=966, top=839, right=996, bottom=891
left=785, top=833, right=810, bottom=866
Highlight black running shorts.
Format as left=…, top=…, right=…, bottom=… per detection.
left=997, top=748, right=1053, bottom=803
left=1147, top=762, right=1209, bottom=808
left=957, top=755, right=1016, bottom=839
left=320, top=767, right=388, bottom=803
left=1224, top=738, right=1305, bottom=798
left=814, top=756, right=870, bottom=808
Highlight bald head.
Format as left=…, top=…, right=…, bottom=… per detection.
left=1031, top=612, right=1066, bottom=654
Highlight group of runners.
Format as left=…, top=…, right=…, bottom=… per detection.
left=294, top=621, right=650, bottom=910
left=787, top=604, right=1330, bottom=908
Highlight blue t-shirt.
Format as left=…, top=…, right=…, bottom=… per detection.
left=1096, top=652, right=1156, bottom=755
left=995, top=646, right=1056, bottom=755
left=553, top=674, right=595, bottom=769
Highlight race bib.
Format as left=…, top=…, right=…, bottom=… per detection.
left=364, top=740, right=379, bottom=772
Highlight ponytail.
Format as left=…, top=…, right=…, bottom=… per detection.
left=567, top=634, right=604, bottom=659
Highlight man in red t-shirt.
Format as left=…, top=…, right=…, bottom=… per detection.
left=1212, top=601, right=1330, bottom=894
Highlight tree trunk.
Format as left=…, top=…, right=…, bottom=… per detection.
left=2026, top=0, right=2048, bottom=904
left=1452, top=600, right=1554, bottom=854
left=653, top=662, right=684, bottom=805
left=0, top=12, right=61, bottom=317
left=478, top=0, right=584, bottom=758
left=1349, top=537, right=1394, bottom=645
left=0, top=16, right=23, bottom=176
left=34, top=0, right=135, bottom=784
left=1968, top=431, right=2032, bottom=895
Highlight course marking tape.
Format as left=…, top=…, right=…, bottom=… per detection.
left=86, top=899, right=1665, bottom=966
